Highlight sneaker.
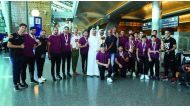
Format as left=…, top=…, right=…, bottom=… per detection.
left=107, top=78, right=113, bottom=83
left=14, top=85, right=20, bottom=91
left=145, top=75, right=150, bottom=80
left=63, top=73, right=66, bottom=79
left=171, top=77, right=176, bottom=83
left=67, top=73, right=72, bottom=78
left=38, top=78, right=44, bottom=84
left=41, top=77, right=47, bottom=81
left=19, top=83, right=27, bottom=89
left=132, top=72, right=136, bottom=77
left=140, top=75, right=145, bottom=80
left=52, top=77, right=56, bottom=82
left=149, top=76, right=153, bottom=79
left=83, top=72, right=86, bottom=76
left=156, top=76, right=160, bottom=81
left=30, top=79, right=39, bottom=84
left=126, top=72, right=131, bottom=76
left=56, top=75, right=62, bottom=80
left=22, top=82, right=28, bottom=88
left=162, top=76, right=168, bottom=81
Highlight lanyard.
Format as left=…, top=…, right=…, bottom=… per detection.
left=143, top=43, right=146, bottom=54
left=65, top=34, right=68, bottom=45
left=153, top=42, right=156, bottom=54
left=84, top=36, right=88, bottom=44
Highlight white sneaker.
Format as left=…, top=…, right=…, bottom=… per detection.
left=132, top=72, right=136, bottom=77
left=41, top=76, right=47, bottom=81
left=145, top=75, right=150, bottom=80
left=38, top=78, right=44, bottom=84
left=140, top=75, right=145, bottom=80
left=107, top=78, right=113, bottom=83
left=126, top=72, right=131, bottom=76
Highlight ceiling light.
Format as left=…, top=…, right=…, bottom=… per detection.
left=31, top=9, right=40, bottom=17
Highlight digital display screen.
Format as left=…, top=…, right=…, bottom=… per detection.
left=142, top=22, right=152, bottom=30
left=160, top=16, right=179, bottom=28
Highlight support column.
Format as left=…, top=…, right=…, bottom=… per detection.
left=1, top=1, right=12, bottom=33
left=152, top=1, right=160, bottom=38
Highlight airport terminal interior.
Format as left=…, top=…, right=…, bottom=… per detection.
left=0, top=1, right=190, bottom=106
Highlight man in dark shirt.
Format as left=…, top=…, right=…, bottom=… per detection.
left=148, top=35, right=161, bottom=80
left=105, top=29, right=117, bottom=77
left=151, top=30, right=161, bottom=46
left=7, top=23, right=26, bottom=91
left=79, top=30, right=89, bottom=76
left=60, top=26, right=72, bottom=79
left=48, top=27, right=62, bottom=81
left=35, top=30, right=48, bottom=83
left=163, top=30, right=177, bottom=82
left=21, top=27, right=40, bottom=86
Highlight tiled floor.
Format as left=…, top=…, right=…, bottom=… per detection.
left=0, top=52, right=190, bottom=106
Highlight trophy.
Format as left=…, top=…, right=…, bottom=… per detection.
left=101, top=36, right=105, bottom=40
left=159, top=36, right=166, bottom=52
left=75, top=39, right=79, bottom=42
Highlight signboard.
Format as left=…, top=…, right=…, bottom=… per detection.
left=126, top=22, right=142, bottom=27
left=160, top=16, right=179, bottom=28
left=142, top=22, right=152, bottom=30
left=34, top=17, right=42, bottom=37
left=142, top=16, right=179, bottom=30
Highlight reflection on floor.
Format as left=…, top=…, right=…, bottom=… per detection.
left=0, top=52, right=190, bottom=106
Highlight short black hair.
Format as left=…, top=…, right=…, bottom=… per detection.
left=100, top=43, right=106, bottom=48
left=64, top=26, right=69, bottom=30
left=129, top=34, right=134, bottom=37
left=83, top=30, right=88, bottom=34
left=118, top=45, right=123, bottom=48
left=151, top=35, right=156, bottom=38
left=165, top=29, right=171, bottom=33
left=53, top=27, right=58, bottom=30
left=153, top=30, right=157, bottom=33
left=19, top=23, right=27, bottom=27
left=30, top=27, right=36, bottom=31
left=141, top=35, right=147, bottom=39
left=134, top=31, right=138, bottom=34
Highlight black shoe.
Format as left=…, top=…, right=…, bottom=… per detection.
left=52, top=77, right=56, bottom=82
left=149, top=76, right=153, bottom=80
left=14, top=85, right=20, bottom=91
left=100, top=78, right=105, bottom=80
left=67, top=73, right=72, bottom=78
left=22, top=82, right=29, bottom=88
left=63, top=73, right=66, bottom=79
left=30, top=79, right=39, bottom=84
left=19, top=83, right=28, bottom=89
left=156, top=77, right=160, bottom=81
left=56, top=75, right=62, bottom=80
left=83, top=73, right=86, bottom=76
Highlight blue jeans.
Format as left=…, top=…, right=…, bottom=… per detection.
left=11, top=56, right=24, bottom=86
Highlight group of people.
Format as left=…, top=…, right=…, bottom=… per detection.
left=8, top=23, right=177, bottom=91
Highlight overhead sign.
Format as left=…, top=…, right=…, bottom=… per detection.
left=34, top=17, right=42, bottom=37
left=142, top=16, right=179, bottom=30
left=160, top=16, right=179, bottom=28
left=142, top=22, right=152, bottom=30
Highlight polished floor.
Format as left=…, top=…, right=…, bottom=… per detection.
left=0, top=52, right=190, bottom=106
